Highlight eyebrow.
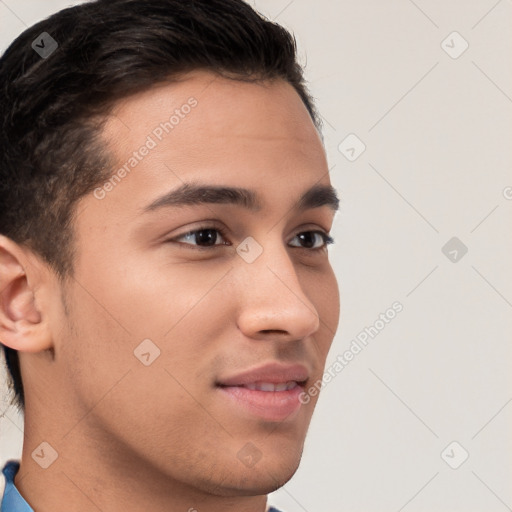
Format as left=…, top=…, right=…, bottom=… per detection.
left=141, top=182, right=340, bottom=214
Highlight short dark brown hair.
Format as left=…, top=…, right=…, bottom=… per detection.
left=0, top=0, right=321, bottom=412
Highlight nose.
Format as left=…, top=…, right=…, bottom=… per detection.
left=235, top=238, right=321, bottom=342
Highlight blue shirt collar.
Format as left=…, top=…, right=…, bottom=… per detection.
left=1, top=460, right=33, bottom=511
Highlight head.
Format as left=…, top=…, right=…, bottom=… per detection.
left=0, top=0, right=340, bottom=497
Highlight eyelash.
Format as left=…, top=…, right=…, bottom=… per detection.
left=167, top=225, right=335, bottom=252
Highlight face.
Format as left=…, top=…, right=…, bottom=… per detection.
left=36, top=71, right=340, bottom=496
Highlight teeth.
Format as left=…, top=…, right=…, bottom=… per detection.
left=243, top=381, right=298, bottom=392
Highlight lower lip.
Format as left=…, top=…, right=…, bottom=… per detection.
left=218, top=385, right=304, bottom=422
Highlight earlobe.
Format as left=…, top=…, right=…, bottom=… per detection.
left=0, top=235, right=53, bottom=353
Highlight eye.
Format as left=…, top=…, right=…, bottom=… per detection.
left=290, top=231, right=335, bottom=251
left=172, top=226, right=230, bottom=248
left=167, top=225, right=335, bottom=251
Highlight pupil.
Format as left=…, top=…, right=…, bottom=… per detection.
left=299, top=232, right=315, bottom=248
left=197, top=229, right=217, bottom=246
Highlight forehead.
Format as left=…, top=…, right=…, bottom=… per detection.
left=101, top=69, right=323, bottom=162
left=93, top=70, right=329, bottom=222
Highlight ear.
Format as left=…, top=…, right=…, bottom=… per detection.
left=0, top=234, right=53, bottom=353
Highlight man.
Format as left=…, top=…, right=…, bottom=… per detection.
left=0, top=0, right=340, bottom=510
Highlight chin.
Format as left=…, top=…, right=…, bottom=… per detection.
left=205, top=448, right=304, bottom=497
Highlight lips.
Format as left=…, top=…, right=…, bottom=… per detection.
left=217, top=362, right=309, bottom=388
left=216, top=363, right=309, bottom=422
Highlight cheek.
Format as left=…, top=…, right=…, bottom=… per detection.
left=71, top=258, right=229, bottom=381
left=75, top=249, right=222, bottom=340
left=127, top=260, right=231, bottom=343
left=303, top=265, right=340, bottom=341
left=58, top=264, right=226, bottom=434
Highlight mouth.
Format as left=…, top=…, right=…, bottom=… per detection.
left=226, top=380, right=305, bottom=392
left=216, top=363, right=310, bottom=422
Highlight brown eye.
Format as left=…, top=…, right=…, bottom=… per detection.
left=171, top=226, right=229, bottom=248
left=289, top=231, right=334, bottom=250
left=181, top=229, right=218, bottom=246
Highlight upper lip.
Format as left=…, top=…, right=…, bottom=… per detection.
left=217, top=362, right=310, bottom=387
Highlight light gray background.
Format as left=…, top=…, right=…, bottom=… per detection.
left=1, top=1, right=511, bottom=511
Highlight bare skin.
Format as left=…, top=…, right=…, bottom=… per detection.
left=0, top=70, right=340, bottom=512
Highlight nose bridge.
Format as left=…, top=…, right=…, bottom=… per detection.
left=234, top=234, right=321, bottom=338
